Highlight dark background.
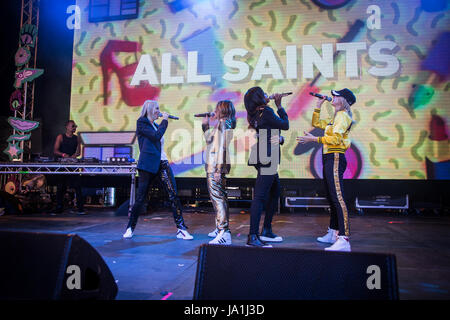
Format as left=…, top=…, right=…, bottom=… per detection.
left=0, top=0, right=448, bottom=211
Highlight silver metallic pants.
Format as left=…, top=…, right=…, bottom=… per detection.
left=206, top=173, right=229, bottom=231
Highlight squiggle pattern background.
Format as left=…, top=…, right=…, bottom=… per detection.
left=71, top=0, right=450, bottom=179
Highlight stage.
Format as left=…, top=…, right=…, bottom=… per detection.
left=1, top=208, right=449, bottom=300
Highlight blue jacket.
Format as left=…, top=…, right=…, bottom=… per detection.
left=136, top=116, right=168, bottom=173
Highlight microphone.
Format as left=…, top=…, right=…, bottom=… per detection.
left=159, top=112, right=179, bottom=120
left=309, top=92, right=332, bottom=102
left=194, top=112, right=215, bottom=117
left=269, top=92, right=292, bottom=99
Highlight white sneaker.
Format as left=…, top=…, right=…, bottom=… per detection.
left=209, top=230, right=232, bottom=245
left=324, top=236, right=351, bottom=252
left=123, top=228, right=133, bottom=239
left=177, top=229, right=194, bottom=240
left=260, top=231, right=283, bottom=243
left=317, top=228, right=338, bottom=244
left=208, top=228, right=219, bottom=238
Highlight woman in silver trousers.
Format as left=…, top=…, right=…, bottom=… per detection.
left=202, top=100, right=236, bottom=245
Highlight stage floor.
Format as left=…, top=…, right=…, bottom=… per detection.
left=1, top=207, right=449, bottom=300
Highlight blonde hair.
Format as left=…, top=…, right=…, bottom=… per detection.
left=139, top=100, right=159, bottom=122
left=341, top=98, right=353, bottom=118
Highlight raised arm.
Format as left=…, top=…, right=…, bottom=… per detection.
left=137, top=118, right=168, bottom=142
left=264, top=107, right=289, bottom=130
left=312, top=108, right=330, bottom=129
left=317, top=111, right=352, bottom=145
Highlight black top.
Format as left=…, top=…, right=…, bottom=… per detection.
left=249, top=106, right=289, bottom=168
left=58, top=134, right=78, bottom=157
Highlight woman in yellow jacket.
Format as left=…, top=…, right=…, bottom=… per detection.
left=297, top=88, right=355, bottom=252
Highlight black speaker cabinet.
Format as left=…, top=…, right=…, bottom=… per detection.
left=194, top=244, right=398, bottom=300
left=0, top=230, right=118, bottom=300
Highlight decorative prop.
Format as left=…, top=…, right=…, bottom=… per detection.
left=4, top=177, right=20, bottom=195
left=3, top=141, right=23, bottom=161
left=7, top=134, right=31, bottom=142
left=7, top=117, right=40, bottom=132
left=22, top=174, right=46, bottom=191
left=14, top=68, right=44, bottom=88
left=19, top=24, right=38, bottom=48
left=15, top=47, right=31, bottom=67
left=9, top=89, right=23, bottom=111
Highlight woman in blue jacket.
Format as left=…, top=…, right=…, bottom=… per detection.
left=123, top=100, right=193, bottom=240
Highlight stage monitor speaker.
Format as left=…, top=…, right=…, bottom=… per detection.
left=0, top=230, right=118, bottom=300
left=194, top=244, right=398, bottom=300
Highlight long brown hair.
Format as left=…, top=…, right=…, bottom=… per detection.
left=244, top=86, right=267, bottom=129
left=215, top=100, right=236, bottom=129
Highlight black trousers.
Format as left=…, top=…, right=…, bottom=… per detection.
left=56, top=175, right=84, bottom=212
left=323, top=152, right=350, bottom=236
left=127, top=160, right=186, bottom=231
left=249, top=169, right=280, bottom=235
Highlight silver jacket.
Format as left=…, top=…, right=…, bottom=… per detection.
left=203, top=119, right=234, bottom=174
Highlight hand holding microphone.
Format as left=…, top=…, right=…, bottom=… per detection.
left=159, top=112, right=179, bottom=120
left=268, top=92, right=292, bottom=100
left=309, top=92, right=332, bottom=108
left=269, top=92, right=292, bottom=109
left=309, top=92, right=332, bottom=101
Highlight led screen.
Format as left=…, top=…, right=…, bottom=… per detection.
left=70, top=0, right=450, bottom=179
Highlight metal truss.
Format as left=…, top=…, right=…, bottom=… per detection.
left=13, top=0, right=41, bottom=162
left=0, top=163, right=137, bottom=175
left=0, top=162, right=137, bottom=206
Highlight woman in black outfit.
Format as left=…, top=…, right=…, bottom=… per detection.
left=245, top=87, right=289, bottom=247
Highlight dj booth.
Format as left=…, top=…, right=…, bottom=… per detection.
left=0, top=159, right=137, bottom=209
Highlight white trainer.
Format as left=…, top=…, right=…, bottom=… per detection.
left=324, top=236, right=351, bottom=252
left=123, top=228, right=133, bottom=239
left=317, top=228, right=338, bottom=244
left=209, top=230, right=232, bottom=245
left=260, top=232, right=283, bottom=243
left=208, top=228, right=219, bottom=238
left=177, top=229, right=194, bottom=240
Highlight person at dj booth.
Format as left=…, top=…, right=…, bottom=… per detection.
left=52, top=120, right=86, bottom=215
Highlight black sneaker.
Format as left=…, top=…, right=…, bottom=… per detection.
left=246, top=234, right=272, bottom=248
left=260, top=229, right=283, bottom=242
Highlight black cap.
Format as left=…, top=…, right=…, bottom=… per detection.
left=331, top=88, right=356, bottom=106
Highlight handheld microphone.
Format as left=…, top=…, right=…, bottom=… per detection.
left=159, top=112, right=179, bottom=120
left=194, top=112, right=215, bottom=117
left=269, top=92, right=292, bottom=99
left=309, top=92, right=332, bottom=101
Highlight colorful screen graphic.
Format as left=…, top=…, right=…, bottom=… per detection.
left=70, top=0, right=450, bottom=179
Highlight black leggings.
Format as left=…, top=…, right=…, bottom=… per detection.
left=127, top=161, right=186, bottom=231
left=249, top=170, right=280, bottom=235
left=323, top=153, right=350, bottom=236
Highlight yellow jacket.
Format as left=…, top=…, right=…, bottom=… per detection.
left=312, top=108, right=353, bottom=154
